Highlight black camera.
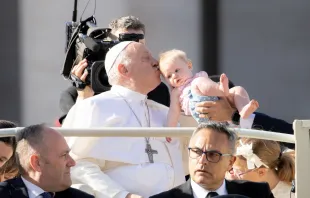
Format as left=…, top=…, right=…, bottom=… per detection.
left=61, top=14, right=144, bottom=93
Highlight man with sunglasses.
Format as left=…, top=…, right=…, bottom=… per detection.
left=151, top=123, right=274, bottom=198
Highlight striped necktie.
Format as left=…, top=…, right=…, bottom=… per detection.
left=37, top=192, right=53, bottom=198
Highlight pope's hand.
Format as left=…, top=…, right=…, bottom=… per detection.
left=125, top=193, right=143, bottom=198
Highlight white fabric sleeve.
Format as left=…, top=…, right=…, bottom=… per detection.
left=239, top=113, right=256, bottom=129
left=71, top=160, right=130, bottom=198
left=75, top=97, right=84, bottom=104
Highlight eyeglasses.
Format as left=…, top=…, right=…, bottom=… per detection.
left=188, top=147, right=232, bottom=163
left=229, top=167, right=256, bottom=179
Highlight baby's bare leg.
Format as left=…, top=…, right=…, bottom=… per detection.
left=219, top=74, right=229, bottom=96
left=229, top=86, right=259, bottom=119
left=192, top=73, right=229, bottom=96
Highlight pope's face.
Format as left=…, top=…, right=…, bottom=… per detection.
left=126, top=43, right=161, bottom=93
left=0, top=141, right=13, bottom=168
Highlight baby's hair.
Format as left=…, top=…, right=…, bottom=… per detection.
left=159, top=49, right=189, bottom=65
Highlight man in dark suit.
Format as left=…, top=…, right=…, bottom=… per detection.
left=0, top=124, right=94, bottom=198
left=150, top=123, right=274, bottom=198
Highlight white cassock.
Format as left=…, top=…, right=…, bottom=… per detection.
left=62, top=85, right=186, bottom=198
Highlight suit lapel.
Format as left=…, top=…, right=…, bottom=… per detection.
left=173, top=179, right=194, bottom=198
left=225, top=179, right=240, bottom=194
left=8, top=177, right=29, bottom=198
left=226, top=179, right=250, bottom=195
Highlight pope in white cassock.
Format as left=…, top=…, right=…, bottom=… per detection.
left=62, top=41, right=186, bottom=198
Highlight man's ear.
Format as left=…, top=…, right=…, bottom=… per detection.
left=187, top=60, right=193, bottom=69
left=29, top=154, right=42, bottom=172
left=117, top=64, right=129, bottom=76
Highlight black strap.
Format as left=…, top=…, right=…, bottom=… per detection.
left=70, top=74, right=88, bottom=90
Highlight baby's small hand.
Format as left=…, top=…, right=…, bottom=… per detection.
left=166, top=137, right=172, bottom=143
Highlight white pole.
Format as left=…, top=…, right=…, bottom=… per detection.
left=0, top=127, right=295, bottom=143
left=294, top=120, right=310, bottom=198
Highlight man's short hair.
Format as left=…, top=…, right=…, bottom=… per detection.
left=15, top=124, right=47, bottom=174
left=109, top=16, right=146, bottom=34
left=191, top=122, right=238, bottom=154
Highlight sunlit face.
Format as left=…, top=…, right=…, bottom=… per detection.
left=114, top=28, right=145, bottom=44
left=125, top=43, right=161, bottom=92
left=38, top=128, right=76, bottom=191
left=188, top=129, right=235, bottom=190
left=226, top=157, right=262, bottom=182
left=160, top=57, right=193, bottom=88
left=0, top=142, right=13, bottom=168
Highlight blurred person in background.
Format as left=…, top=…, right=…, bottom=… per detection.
left=0, top=124, right=94, bottom=198
left=0, top=157, right=18, bottom=182
left=226, top=138, right=295, bottom=198
left=0, top=120, right=18, bottom=182
left=0, top=120, right=17, bottom=169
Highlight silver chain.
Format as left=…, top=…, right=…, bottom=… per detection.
left=116, top=93, right=151, bottom=144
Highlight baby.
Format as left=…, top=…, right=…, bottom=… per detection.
left=159, top=49, right=259, bottom=126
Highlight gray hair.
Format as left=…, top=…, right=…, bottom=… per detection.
left=109, top=15, right=146, bottom=34
left=107, top=45, right=135, bottom=85
left=191, top=122, right=238, bottom=154
left=15, top=124, right=47, bottom=175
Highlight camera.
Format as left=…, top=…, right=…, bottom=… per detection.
left=61, top=14, right=144, bottom=93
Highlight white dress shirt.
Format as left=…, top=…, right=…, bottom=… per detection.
left=63, top=85, right=185, bottom=198
left=191, top=179, right=227, bottom=198
left=21, top=176, right=45, bottom=198
left=240, top=114, right=256, bottom=129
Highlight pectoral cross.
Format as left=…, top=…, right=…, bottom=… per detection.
left=145, top=142, right=158, bottom=163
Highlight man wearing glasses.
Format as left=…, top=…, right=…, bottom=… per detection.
left=151, top=122, right=274, bottom=198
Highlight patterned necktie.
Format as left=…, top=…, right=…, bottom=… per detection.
left=206, top=192, right=219, bottom=198
left=37, top=192, right=53, bottom=198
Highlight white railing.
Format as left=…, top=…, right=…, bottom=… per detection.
left=0, top=120, right=308, bottom=198
left=0, top=127, right=295, bottom=143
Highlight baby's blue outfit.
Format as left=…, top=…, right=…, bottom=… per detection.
left=188, top=89, right=219, bottom=123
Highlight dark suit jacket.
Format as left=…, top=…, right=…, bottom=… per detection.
left=150, top=179, right=274, bottom=198
left=253, top=112, right=294, bottom=149
left=0, top=177, right=94, bottom=198
left=58, top=82, right=170, bottom=124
